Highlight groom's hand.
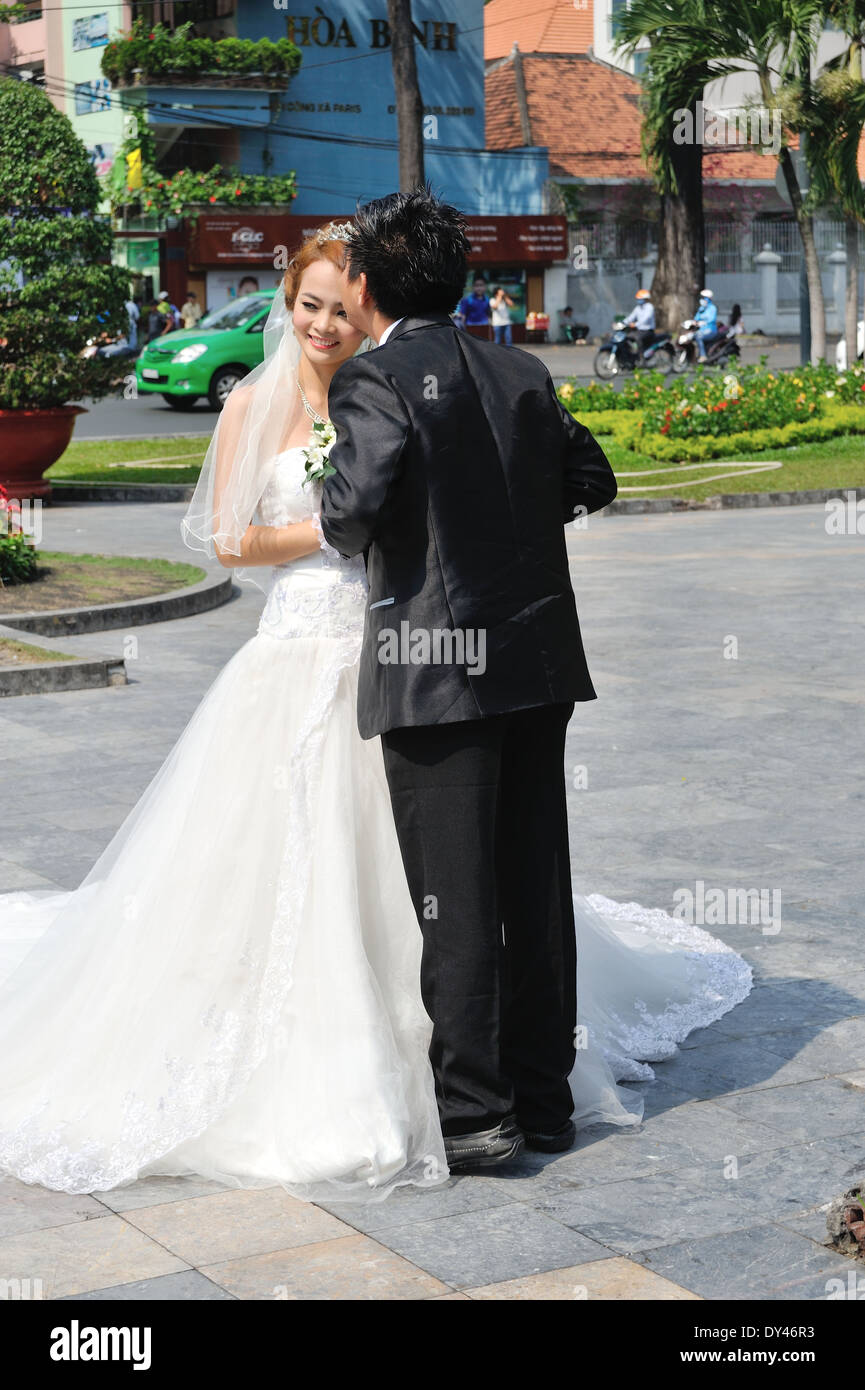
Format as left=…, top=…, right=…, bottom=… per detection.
left=320, top=357, right=412, bottom=558
left=548, top=378, right=618, bottom=522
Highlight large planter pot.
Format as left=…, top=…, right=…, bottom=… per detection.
left=0, top=406, right=86, bottom=501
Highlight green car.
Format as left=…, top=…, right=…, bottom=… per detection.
left=135, top=289, right=276, bottom=410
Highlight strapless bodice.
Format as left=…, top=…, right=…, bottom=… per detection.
left=254, top=447, right=367, bottom=643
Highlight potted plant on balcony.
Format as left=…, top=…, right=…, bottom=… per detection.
left=101, top=20, right=302, bottom=91
left=0, top=78, right=129, bottom=499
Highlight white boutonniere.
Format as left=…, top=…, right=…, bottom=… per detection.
left=301, top=419, right=337, bottom=485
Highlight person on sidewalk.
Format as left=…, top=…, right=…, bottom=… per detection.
left=490, top=286, right=515, bottom=345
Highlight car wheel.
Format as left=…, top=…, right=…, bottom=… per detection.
left=208, top=365, right=247, bottom=411
left=162, top=394, right=200, bottom=409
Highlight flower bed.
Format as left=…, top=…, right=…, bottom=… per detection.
left=559, top=363, right=865, bottom=460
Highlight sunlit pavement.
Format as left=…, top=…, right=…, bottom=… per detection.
left=1, top=498, right=862, bottom=1299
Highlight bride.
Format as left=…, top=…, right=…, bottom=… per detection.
left=0, top=223, right=751, bottom=1203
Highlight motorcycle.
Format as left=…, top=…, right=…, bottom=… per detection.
left=593, top=320, right=674, bottom=379
left=671, top=320, right=741, bottom=373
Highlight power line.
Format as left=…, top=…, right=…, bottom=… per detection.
left=17, top=65, right=547, bottom=162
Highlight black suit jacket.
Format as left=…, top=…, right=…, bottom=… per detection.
left=320, top=312, right=617, bottom=740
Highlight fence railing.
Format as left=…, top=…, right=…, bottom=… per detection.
left=569, top=219, right=865, bottom=274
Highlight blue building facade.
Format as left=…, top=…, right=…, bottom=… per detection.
left=123, top=2, right=565, bottom=327
left=135, top=0, right=547, bottom=215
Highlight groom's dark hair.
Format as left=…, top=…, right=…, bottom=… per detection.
left=346, top=185, right=470, bottom=320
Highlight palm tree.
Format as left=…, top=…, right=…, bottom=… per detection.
left=615, top=0, right=716, bottom=333
left=619, top=0, right=829, bottom=362
left=806, top=1, right=865, bottom=364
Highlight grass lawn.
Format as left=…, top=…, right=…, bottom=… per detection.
left=600, top=434, right=865, bottom=502
left=0, top=636, right=76, bottom=667
left=47, top=437, right=207, bottom=486
left=0, top=552, right=206, bottom=613
left=46, top=432, right=865, bottom=504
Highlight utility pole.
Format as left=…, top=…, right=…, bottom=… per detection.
left=387, top=0, right=424, bottom=190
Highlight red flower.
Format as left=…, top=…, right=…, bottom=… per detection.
left=659, top=424, right=670, bottom=434
left=209, top=195, right=217, bottom=203
left=149, top=32, right=155, bottom=40
left=234, top=188, right=241, bottom=195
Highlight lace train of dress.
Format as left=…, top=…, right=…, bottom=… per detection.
left=0, top=449, right=752, bottom=1198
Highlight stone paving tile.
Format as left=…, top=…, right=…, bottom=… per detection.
left=200, top=1233, right=449, bottom=1301
left=710, top=1073, right=865, bottom=1142
left=747, top=1018, right=865, bottom=1078
left=531, top=1136, right=865, bottom=1255
left=369, top=1203, right=613, bottom=1289
left=57, top=1270, right=236, bottom=1301
left=632, top=1223, right=864, bottom=1301
left=598, top=1096, right=796, bottom=1161
left=93, top=1176, right=231, bottom=1214
left=0, top=1214, right=187, bottom=1299
left=318, top=1173, right=516, bottom=1234
left=466, top=1257, right=702, bottom=1301
left=632, top=1037, right=818, bottom=1100
left=121, top=1188, right=353, bottom=1267
left=627, top=1079, right=699, bottom=1118
left=708, top=980, right=861, bottom=1039
left=0, top=1177, right=103, bottom=1238
left=778, top=1205, right=835, bottom=1247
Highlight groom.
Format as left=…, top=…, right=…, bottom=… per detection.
left=320, top=188, right=617, bottom=1170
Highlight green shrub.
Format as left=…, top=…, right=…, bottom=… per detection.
left=0, top=79, right=129, bottom=409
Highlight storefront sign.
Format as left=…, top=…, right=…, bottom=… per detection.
left=463, top=217, right=568, bottom=264
left=192, top=213, right=567, bottom=268
left=277, top=9, right=458, bottom=51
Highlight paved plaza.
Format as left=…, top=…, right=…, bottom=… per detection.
left=0, top=496, right=862, bottom=1299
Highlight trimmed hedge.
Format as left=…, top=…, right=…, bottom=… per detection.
left=577, top=403, right=865, bottom=461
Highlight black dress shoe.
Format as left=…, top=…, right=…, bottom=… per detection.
left=520, top=1118, right=576, bottom=1153
left=444, top=1115, right=525, bottom=1171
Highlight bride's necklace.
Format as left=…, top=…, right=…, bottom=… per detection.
left=298, top=377, right=328, bottom=425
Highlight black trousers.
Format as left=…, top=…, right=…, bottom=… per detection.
left=380, top=702, right=577, bottom=1137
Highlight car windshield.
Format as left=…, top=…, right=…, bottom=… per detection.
left=198, top=295, right=271, bottom=331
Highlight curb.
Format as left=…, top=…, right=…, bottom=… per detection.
left=0, top=570, right=234, bottom=638
left=50, top=482, right=865, bottom=516
left=604, top=485, right=865, bottom=515
left=50, top=481, right=197, bottom=503
left=0, top=623, right=126, bottom=697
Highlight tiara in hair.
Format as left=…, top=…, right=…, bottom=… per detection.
left=314, top=221, right=355, bottom=245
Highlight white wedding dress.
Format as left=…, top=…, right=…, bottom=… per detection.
left=0, top=448, right=752, bottom=1202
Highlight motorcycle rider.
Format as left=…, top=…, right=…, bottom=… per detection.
left=695, top=289, right=718, bottom=362
left=623, top=288, right=656, bottom=362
